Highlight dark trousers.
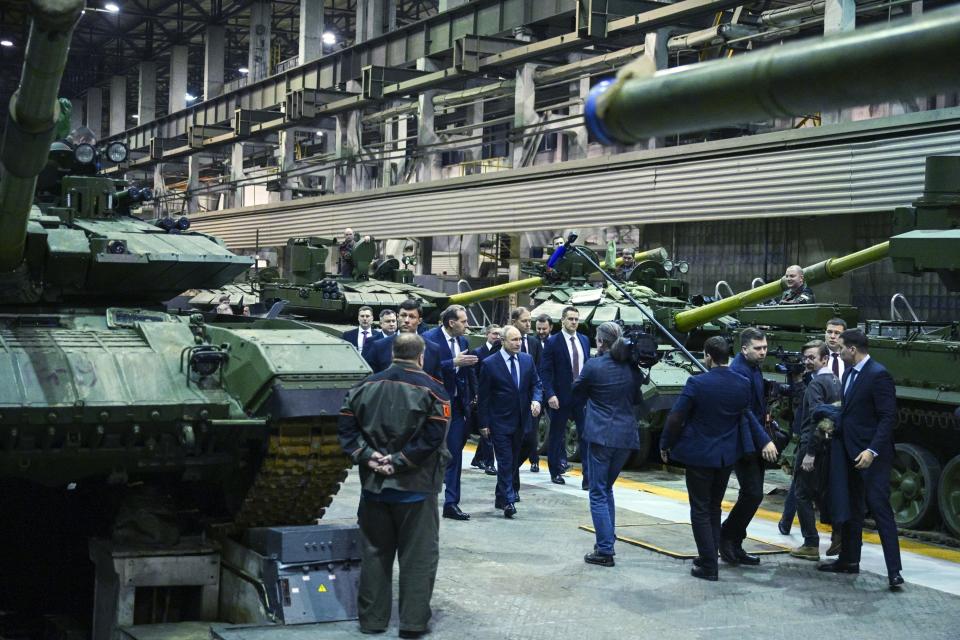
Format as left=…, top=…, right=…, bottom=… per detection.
left=686, top=464, right=733, bottom=573
left=443, top=409, right=468, bottom=507
left=521, top=426, right=539, bottom=465
left=587, top=443, right=632, bottom=556
left=471, top=434, right=495, bottom=467
left=794, top=468, right=820, bottom=546
left=547, top=403, right=584, bottom=477
left=839, top=454, right=902, bottom=574
left=720, top=453, right=764, bottom=545
left=780, top=474, right=797, bottom=528
left=493, top=428, right=524, bottom=506
left=357, top=493, right=439, bottom=634
left=512, top=426, right=537, bottom=499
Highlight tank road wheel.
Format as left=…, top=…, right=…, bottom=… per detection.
left=889, top=443, right=941, bottom=530
left=565, top=419, right=581, bottom=462
left=937, top=455, right=960, bottom=538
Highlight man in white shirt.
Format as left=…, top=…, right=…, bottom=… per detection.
left=824, top=318, right=847, bottom=379
left=343, top=306, right=383, bottom=359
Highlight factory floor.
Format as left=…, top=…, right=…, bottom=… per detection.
left=131, top=449, right=960, bottom=640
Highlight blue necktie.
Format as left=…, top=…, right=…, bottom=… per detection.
left=844, top=368, right=859, bottom=398
left=510, top=355, right=519, bottom=389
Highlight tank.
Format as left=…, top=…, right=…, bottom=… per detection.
left=0, top=0, right=367, bottom=627
left=584, top=7, right=960, bottom=537
left=251, top=235, right=544, bottom=331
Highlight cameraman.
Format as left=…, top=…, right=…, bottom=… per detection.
left=572, top=322, right=647, bottom=567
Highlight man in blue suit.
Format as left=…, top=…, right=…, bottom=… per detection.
left=423, top=304, right=479, bottom=521
left=661, top=336, right=777, bottom=581
left=819, top=329, right=903, bottom=589
left=469, top=324, right=502, bottom=475
left=478, top=326, right=542, bottom=518
left=342, top=305, right=383, bottom=361
left=720, top=327, right=771, bottom=566
left=511, top=307, right=543, bottom=473
left=540, top=306, right=591, bottom=486
left=366, top=299, right=444, bottom=381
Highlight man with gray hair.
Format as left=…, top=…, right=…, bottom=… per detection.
left=338, top=332, right=451, bottom=636
left=779, top=265, right=815, bottom=304
left=423, top=304, right=479, bottom=521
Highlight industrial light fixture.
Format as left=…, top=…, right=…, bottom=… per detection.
left=238, top=67, right=249, bottom=74
left=322, top=31, right=336, bottom=45
left=104, top=2, right=120, bottom=12
left=0, top=40, right=13, bottom=47
left=132, top=114, right=139, bottom=119
left=185, top=93, right=197, bottom=101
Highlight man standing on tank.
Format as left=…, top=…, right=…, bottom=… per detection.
left=338, top=333, right=451, bottom=638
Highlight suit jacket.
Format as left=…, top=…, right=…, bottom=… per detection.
left=478, top=351, right=542, bottom=435
left=520, top=332, right=543, bottom=367
left=660, top=367, right=769, bottom=469
left=572, top=353, right=644, bottom=449
left=342, top=327, right=383, bottom=359
left=540, top=331, right=591, bottom=405
left=472, top=343, right=501, bottom=362
left=839, top=357, right=897, bottom=459
left=729, top=353, right=768, bottom=443
left=366, top=333, right=444, bottom=381
left=422, top=326, right=477, bottom=413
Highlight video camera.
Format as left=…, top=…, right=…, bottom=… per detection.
left=620, top=325, right=661, bottom=371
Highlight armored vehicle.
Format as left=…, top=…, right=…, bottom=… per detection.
left=0, top=0, right=367, bottom=625
left=584, top=7, right=960, bottom=535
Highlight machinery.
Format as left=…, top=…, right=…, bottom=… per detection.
left=0, top=1, right=366, bottom=631
left=584, top=6, right=960, bottom=536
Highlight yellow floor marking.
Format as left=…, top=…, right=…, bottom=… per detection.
left=463, top=442, right=960, bottom=563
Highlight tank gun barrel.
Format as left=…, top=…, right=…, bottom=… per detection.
left=448, top=277, right=545, bottom=306
left=616, top=247, right=667, bottom=267
left=0, top=0, right=83, bottom=272
left=673, top=242, right=890, bottom=332
left=585, top=6, right=960, bottom=143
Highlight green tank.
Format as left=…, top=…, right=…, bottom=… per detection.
left=250, top=235, right=543, bottom=331
left=0, top=0, right=367, bottom=625
left=583, top=6, right=960, bottom=536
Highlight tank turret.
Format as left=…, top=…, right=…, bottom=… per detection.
left=0, top=0, right=84, bottom=273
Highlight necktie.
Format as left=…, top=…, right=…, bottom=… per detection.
left=449, top=337, right=457, bottom=358
left=570, top=336, right=580, bottom=380
left=522, top=336, right=528, bottom=353
left=510, top=355, right=519, bottom=389
left=361, top=330, right=369, bottom=350
left=844, top=368, right=859, bottom=398
left=831, top=352, right=840, bottom=377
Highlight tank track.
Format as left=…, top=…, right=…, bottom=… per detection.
left=234, top=418, right=351, bottom=528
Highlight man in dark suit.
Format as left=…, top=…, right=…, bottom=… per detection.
left=540, top=306, right=591, bottom=486
left=342, top=305, right=383, bottom=361
left=469, top=325, right=502, bottom=475
left=720, top=327, right=770, bottom=566
left=660, top=336, right=777, bottom=581
left=478, top=326, right=542, bottom=518
left=423, top=305, right=479, bottom=521
left=511, top=307, right=543, bottom=473
left=819, top=329, right=903, bottom=589
left=366, top=299, right=444, bottom=381
left=535, top=314, right=552, bottom=351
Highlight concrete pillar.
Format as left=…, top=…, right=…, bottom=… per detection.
left=248, top=2, right=272, bottom=81
left=204, top=24, right=225, bottom=99
left=642, top=31, right=668, bottom=150
left=186, top=155, right=201, bottom=213
left=169, top=45, right=189, bottom=114
left=225, top=143, right=245, bottom=208
left=138, top=61, right=156, bottom=123
left=152, top=164, right=165, bottom=209
left=109, top=76, right=127, bottom=135
left=511, top=63, right=537, bottom=169
left=299, top=0, right=324, bottom=65
left=85, top=88, right=102, bottom=139
left=462, top=101, right=484, bottom=166
left=822, top=0, right=855, bottom=124
left=355, top=0, right=396, bottom=44
left=278, top=128, right=298, bottom=200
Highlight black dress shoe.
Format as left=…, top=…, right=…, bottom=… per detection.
left=360, top=627, right=386, bottom=635
left=584, top=551, right=615, bottom=567
left=399, top=629, right=427, bottom=639
left=734, top=547, right=761, bottom=566
left=888, top=572, right=904, bottom=589
left=470, top=459, right=484, bottom=469
left=503, top=503, right=516, bottom=518
left=551, top=475, right=565, bottom=485
left=581, top=478, right=589, bottom=491
left=817, top=560, right=860, bottom=574
left=530, top=462, right=539, bottom=473
left=718, top=540, right=740, bottom=565
left=484, top=464, right=497, bottom=476
left=690, top=566, right=718, bottom=581
left=778, top=520, right=791, bottom=535
left=442, top=504, right=470, bottom=521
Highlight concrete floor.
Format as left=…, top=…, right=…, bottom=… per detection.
left=227, top=455, right=958, bottom=640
